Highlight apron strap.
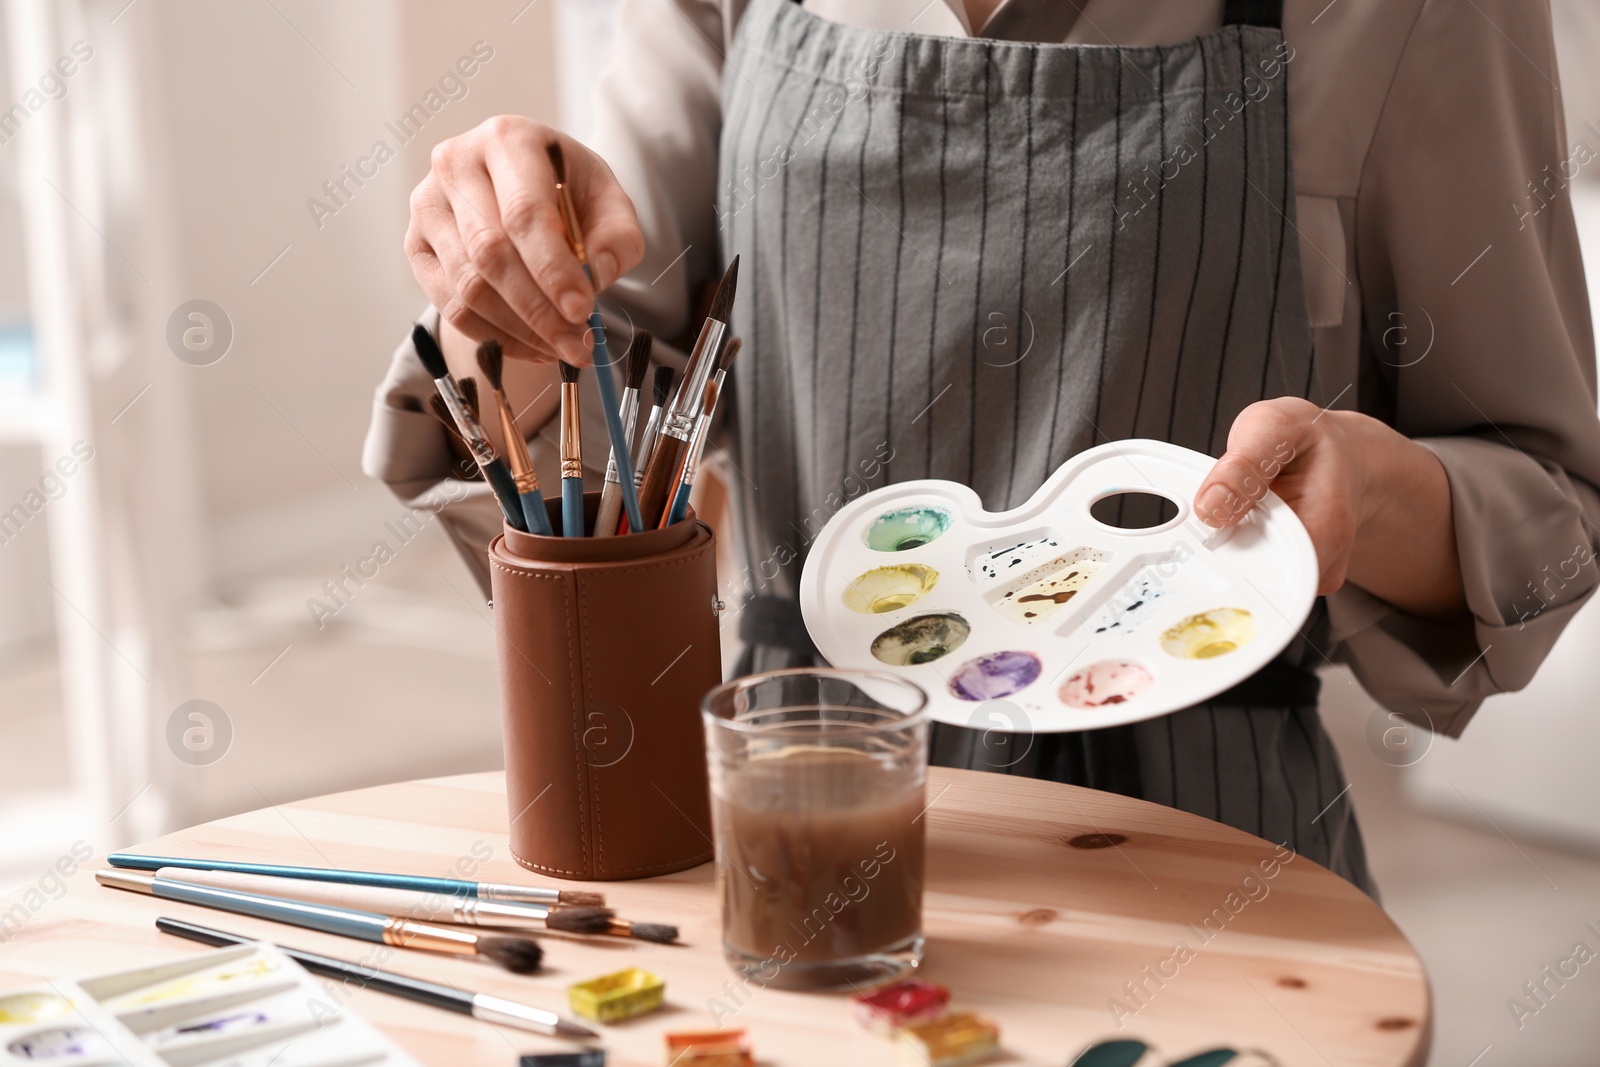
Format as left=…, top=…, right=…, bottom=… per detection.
left=1223, top=0, right=1284, bottom=28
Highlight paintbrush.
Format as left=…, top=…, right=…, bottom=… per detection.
left=411, top=323, right=527, bottom=532
left=631, top=366, right=673, bottom=493
left=603, top=917, right=680, bottom=945
left=660, top=337, right=738, bottom=527
left=594, top=331, right=652, bottom=538
left=547, top=142, right=645, bottom=534
left=150, top=868, right=613, bottom=935
left=425, top=395, right=486, bottom=481
left=559, top=360, right=584, bottom=536
left=106, top=853, right=605, bottom=906
left=476, top=340, right=554, bottom=536
left=635, top=256, right=739, bottom=528
left=155, top=917, right=597, bottom=1039
left=661, top=379, right=718, bottom=528
left=615, top=365, right=673, bottom=535
left=98, top=869, right=545, bottom=974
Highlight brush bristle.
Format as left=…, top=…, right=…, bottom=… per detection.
left=559, top=890, right=606, bottom=907
left=545, top=142, right=567, bottom=184
left=476, top=340, right=504, bottom=392
left=628, top=922, right=680, bottom=945
left=460, top=377, right=480, bottom=420
left=717, top=337, right=743, bottom=375
left=427, top=395, right=458, bottom=435
left=624, top=331, right=652, bottom=392
left=477, top=935, right=544, bottom=974
left=545, top=905, right=615, bottom=935
left=707, top=255, right=739, bottom=327
left=702, top=379, right=718, bottom=415
left=412, top=323, right=448, bottom=379
left=652, top=366, right=674, bottom=407
left=559, top=360, right=580, bottom=385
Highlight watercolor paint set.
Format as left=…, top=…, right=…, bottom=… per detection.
left=800, top=440, right=1319, bottom=731
left=0, top=942, right=419, bottom=1067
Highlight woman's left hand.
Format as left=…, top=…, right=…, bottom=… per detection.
left=1194, top=398, right=1465, bottom=617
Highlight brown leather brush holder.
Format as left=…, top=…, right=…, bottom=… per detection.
left=488, top=493, right=719, bottom=880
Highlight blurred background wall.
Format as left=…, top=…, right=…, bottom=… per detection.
left=0, top=1, right=1597, bottom=1064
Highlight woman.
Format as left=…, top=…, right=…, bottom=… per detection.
left=363, top=0, right=1600, bottom=895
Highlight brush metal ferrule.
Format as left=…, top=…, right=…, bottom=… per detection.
left=471, top=993, right=587, bottom=1037
left=553, top=182, right=587, bottom=265
left=665, top=318, right=728, bottom=439
left=560, top=383, right=583, bottom=478
left=97, top=869, right=156, bottom=893
left=451, top=897, right=553, bottom=931
left=495, top=397, right=539, bottom=493
left=630, top=404, right=666, bottom=488
left=435, top=377, right=497, bottom=468
left=381, top=917, right=481, bottom=957
left=602, top=390, right=641, bottom=486
left=474, top=882, right=563, bottom=905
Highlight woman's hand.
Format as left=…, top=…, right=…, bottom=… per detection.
left=406, top=116, right=645, bottom=367
left=1195, top=398, right=1466, bottom=617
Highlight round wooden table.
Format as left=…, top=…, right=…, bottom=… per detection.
left=0, top=768, right=1429, bottom=1066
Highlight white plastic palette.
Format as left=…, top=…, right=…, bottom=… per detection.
left=799, top=440, right=1319, bottom=731
left=0, top=943, right=419, bottom=1067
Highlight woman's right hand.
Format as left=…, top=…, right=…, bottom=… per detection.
left=406, top=116, right=645, bottom=366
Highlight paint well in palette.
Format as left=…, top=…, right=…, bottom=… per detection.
left=0, top=993, right=71, bottom=1026
left=948, top=651, right=1042, bottom=701
left=7, top=1026, right=113, bottom=1062
left=1160, top=607, right=1255, bottom=659
left=970, top=534, right=1062, bottom=580
left=866, top=506, right=952, bottom=552
left=1059, top=660, right=1154, bottom=708
left=871, top=613, right=971, bottom=666
left=992, top=548, right=1106, bottom=625
left=1092, top=574, right=1170, bottom=634
left=843, top=564, right=939, bottom=614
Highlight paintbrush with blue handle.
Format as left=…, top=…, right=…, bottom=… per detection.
left=97, top=869, right=548, bottom=974
left=547, top=142, right=645, bottom=535
left=475, top=339, right=554, bottom=536
left=558, top=360, right=584, bottom=536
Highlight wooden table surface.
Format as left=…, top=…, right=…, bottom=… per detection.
left=0, top=768, right=1429, bottom=1067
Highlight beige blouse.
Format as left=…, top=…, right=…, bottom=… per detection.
left=363, top=0, right=1600, bottom=738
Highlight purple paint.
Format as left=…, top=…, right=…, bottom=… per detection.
left=948, top=651, right=1042, bottom=701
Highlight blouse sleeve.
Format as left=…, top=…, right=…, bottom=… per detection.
left=361, top=0, right=729, bottom=593
left=1331, top=0, right=1600, bottom=737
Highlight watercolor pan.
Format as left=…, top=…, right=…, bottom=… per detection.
left=799, top=440, right=1318, bottom=732
left=566, top=968, right=664, bottom=1024
left=0, top=943, right=419, bottom=1067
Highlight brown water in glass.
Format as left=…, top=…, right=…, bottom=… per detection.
left=713, top=745, right=925, bottom=985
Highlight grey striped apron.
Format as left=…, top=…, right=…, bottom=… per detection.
left=717, top=0, right=1373, bottom=894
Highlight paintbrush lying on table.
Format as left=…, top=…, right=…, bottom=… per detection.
left=156, top=917, right=597, bottom=1039
left=149, top=867, right=616, bottom=935
left=99, top=869, right=550, bottom=973
left=106, top=852, right=606, bottom=906
left=155, top=867, right=677, bottom=945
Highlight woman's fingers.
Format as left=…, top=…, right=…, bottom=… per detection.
left=482, top=126, right=598, bottom=323
left=568, top=151, right=646, bottom=291
left=1194, top=398, right=1319, bottom=528
left=406, top=116, right=645, bottom=368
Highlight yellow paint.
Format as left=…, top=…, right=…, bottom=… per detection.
left=842, top=565, right=939, bottom=614
left=1160, top=607, right=1255, bottom=660
left=0, top=992, right=71, bottom=1025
